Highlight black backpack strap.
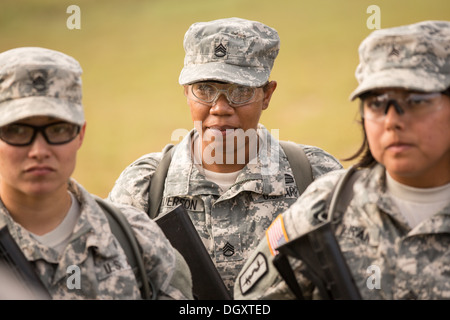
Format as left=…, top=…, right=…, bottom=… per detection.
left=148, top=144, right=174, bottom=219
left=93, top=195, right=154, bottom=300
left=279, top=141, right=313, bottom=196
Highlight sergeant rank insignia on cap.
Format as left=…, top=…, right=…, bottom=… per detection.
left=214, top=43, right=227, bottom=57
left=388, top=46, right=400, bottom=57
left=30, top=70, right=48, bottom=92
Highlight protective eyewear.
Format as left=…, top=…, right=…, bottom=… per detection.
left=360, top=91, right=445, bottom=122
left=0, top=122, right=81, bottom=146
left=190, top=82, right=259, bottom=106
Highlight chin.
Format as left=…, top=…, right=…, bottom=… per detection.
left=24, top=182, right=61, bottom=197
left=383, top=159, right=420, bottom=177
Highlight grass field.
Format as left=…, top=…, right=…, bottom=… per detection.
left=1, top=0, right=449, bottom=197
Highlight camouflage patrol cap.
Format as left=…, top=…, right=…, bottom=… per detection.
left=350, top=20, right=450, bottom=100
left=179, top=17, right=280, bottom=87
left=0, top=47, right=84, bottom=127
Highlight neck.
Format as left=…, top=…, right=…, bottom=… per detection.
left=0, top=185, right=72, bottom=235
left=202, top=158, right=246, bottom=173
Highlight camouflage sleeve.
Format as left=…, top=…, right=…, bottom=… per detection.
left=283, top=169, right=344, bottom=235
left=234, top=170, right=345, bottom=300
left=233, top=230, right=298, bottom=299
left=113, top=203, right=193, bottom=300
left=300, top=144, right=343, bottom=180
left=107, top=152, right=163, bottom=214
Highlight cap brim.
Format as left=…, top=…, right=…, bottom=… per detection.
left=179, top=62, right=270, bottom=87
left=349, top=68, right=450, bottom=100
left=0, top=96, right=84, bottom=127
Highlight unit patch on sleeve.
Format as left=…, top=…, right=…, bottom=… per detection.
left=238, top=252, right=268, bottom=295
left=266, top=214, right=289, bottom=256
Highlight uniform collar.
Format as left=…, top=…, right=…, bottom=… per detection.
left=408, top=204, right=450, bottom=236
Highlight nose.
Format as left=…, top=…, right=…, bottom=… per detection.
left=384, top=100, right=404, bottom=116
left=210, top=93, right=234, bottom=115
left=28, top=132, right=51, bottom=159
left=384, top=101, right=405, bottom=130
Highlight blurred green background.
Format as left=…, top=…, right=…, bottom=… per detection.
left=1, top=0, right=449, bottom=197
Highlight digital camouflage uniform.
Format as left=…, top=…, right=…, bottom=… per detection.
left=108, top=126, right=342, bottom=292
left=234, top=20, right=450, bottom=300
left=0, top=179, right=192, bottom=300
left=234, top=165, right=450, bottom=299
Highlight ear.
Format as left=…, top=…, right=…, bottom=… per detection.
left=183, top=85, right=189, bottom=97
left=262, top=81, right=277, bottom=110
left=183, top=85, right=191, bottom=106
left=76, top=122, right=87, bottom=150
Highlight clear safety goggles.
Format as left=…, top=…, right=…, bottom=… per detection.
left=360, top=91, right=447, bottom=122
left=189, top=82, right=261, bottom=106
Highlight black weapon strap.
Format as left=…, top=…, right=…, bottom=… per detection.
left=274, top=166, right=362, bottom=300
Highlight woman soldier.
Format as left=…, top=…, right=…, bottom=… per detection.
left=234, top=20, right=450, bottom=300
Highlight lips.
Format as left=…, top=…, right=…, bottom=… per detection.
left=386, top=142, right=413, bottom=153
left=206, top=125, right=237, bottom=136
left=25, top=165, right=55, bottom=175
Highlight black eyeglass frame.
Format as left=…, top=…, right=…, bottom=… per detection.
left=0, top=122, right=81, bottom=146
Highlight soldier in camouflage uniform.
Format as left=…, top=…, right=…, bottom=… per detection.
left=0, top=47, right=193, bottom=299
left=234, top=20, right=450, bottom=300
left=108, top=17, right=342, bottom=294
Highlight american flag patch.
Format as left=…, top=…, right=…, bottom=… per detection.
left=266, top=215, right=289, bottom=256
